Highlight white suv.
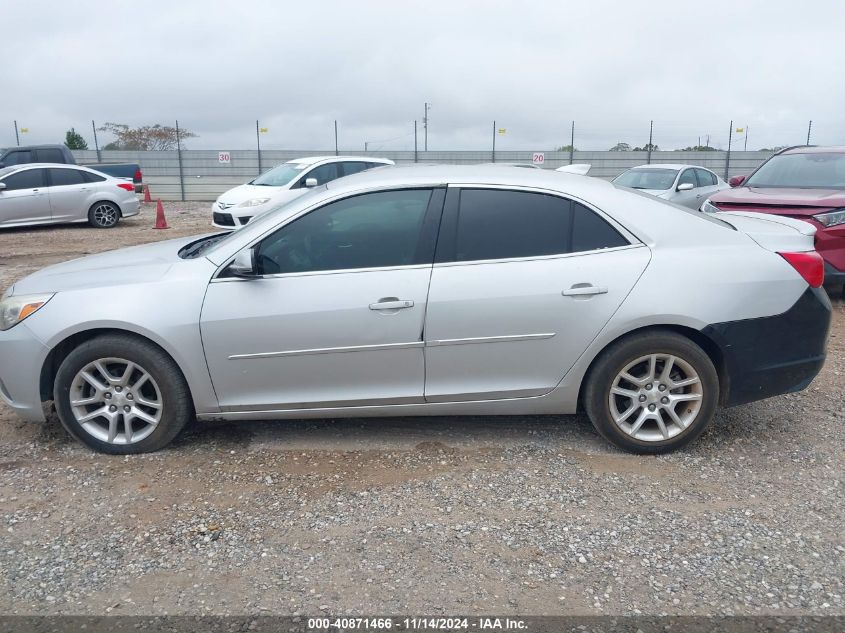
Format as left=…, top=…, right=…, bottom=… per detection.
left=212, top=156, right=394, bottom=228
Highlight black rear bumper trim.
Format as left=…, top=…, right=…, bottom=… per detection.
left=702, top=287, right=832, bottom=407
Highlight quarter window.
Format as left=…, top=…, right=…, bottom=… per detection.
left=83, top=171, right=106, bottom=183
left=1, top=168, right=46, bottom=190
left=254, top=189, right=434, bottom=275
left=444, top=189, right=628, bottom=263
left=48, top=168, right=87, bottom=187
left=38, top=148, right=65, bottom=163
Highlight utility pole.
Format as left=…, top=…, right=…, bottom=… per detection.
left=569, top=121, right=575, bottom=165
left=492, top=120, right=496, bottom=163
left=14, top=120, right=19, bottom=146
left=256, top=120, right=263, bottom=175
left=175, top=120, right=185, bottom=202
left=423, top=102, right=430, bottom=151
left=725, top=120, right=733, bottom=180
left=807, top=120, right=813, bottom=145
left=92, top=120, right=101, bottom=161
left=334, top=120, right=338, bottom=156
left=414, top=120, right=418, bottom=163
left=364, top=141, right=369, bottom=152
left=744, top=126, right=749, bottom=151
left=646, top=120, right=654, bottom=164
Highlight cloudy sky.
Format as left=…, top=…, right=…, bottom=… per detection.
left=2, top=0, right=843, bottom=152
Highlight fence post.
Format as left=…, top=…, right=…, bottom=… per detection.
left=175, top=119, right=185, bottom=202
left=334, top=120, right=339, bottom=156
left=569, top=121, right=575, bottom=165
left=92, top=120, right=101, bottom=162
left=14, top=120, right=20, bottom=146
left=414, top=120, right=418, bottom=163
left=491, top=120, right=496, bottom=163
left=646, top=120, right=654, bottom=164
left=724, top=119, right=733, bottom=180
left=806, top=120, right=813, bottom=145
left=255, top=120, right=262, bottom=176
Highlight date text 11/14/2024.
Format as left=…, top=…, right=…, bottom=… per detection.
left=307, top=617, right=528, bottom=630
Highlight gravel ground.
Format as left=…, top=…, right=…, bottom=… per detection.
left=0, top=200, right=842, bottom=616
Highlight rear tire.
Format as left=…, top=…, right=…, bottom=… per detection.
left=88, top=201, right=121, bottom=228
left=53, top=335, right=193, bottom=454
left=584, top=331, right=719, bottom=454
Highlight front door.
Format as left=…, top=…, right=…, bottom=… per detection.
left=423, top=187, right=650, bottom=402
left=200, top=188, right=444, bottom=411
left=0, top=168, right=50, bottom=226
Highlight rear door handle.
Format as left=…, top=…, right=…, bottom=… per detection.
left=562, top=285, right=608, bottom=297
left=369, top=299, right=414, bottom=310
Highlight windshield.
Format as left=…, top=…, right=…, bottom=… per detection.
left=250, top=161, right=309, bottom=187
left=744, top=152, right=845, bottom=189
left=613, top=168, right=678, bottom=191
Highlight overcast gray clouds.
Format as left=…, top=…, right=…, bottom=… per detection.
left=2, top=0, right=844, bottom=152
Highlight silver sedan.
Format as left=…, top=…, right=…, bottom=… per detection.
left=0, top=165, right=830, bottom=455
left=0, top=163, right=140, bottom=229
left=612, top=164, right=728, bottom=209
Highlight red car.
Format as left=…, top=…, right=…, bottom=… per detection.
left=703, top=146, right=845, bottom=291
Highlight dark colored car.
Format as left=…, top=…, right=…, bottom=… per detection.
left=704, top=146, right=845, bottom=289
left=0, top=145, right=143, bottom=193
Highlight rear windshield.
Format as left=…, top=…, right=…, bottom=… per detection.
left=745, top=152, right=845, bottom=189
left=250, top=162, right=309, bottom=187
left=613, top=168, right=678, bottom=191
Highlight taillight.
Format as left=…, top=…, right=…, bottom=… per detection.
left=134, top=168, right=142, bottom=182
left=779, top=251, right=824, bottom=288
left=116, top=183, right=135, bottom=192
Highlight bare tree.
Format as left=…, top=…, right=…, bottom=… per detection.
left=98, top=122, right=197, bottom=151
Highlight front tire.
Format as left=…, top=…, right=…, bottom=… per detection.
left=53, top=335, right=193, bottom=454
left=584, top=331, right=719, bottom=454
left=88, top=201, right=121, bottom=228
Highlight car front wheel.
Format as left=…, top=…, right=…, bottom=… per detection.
left=584, top=331, right=719, bottom=454
left=53, top=334, right=193, bottom=454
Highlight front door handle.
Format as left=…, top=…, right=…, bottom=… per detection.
left=562, top=284, right=608, bottom=297
left=369, top=298, right=414, bottom=310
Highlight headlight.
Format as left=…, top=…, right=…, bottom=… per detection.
left=238, top=198, right=271, bottom=208
left=813, top=208, right=845, bottom=228
left=701, top=199, right=721, bottom=214
left=0, top=293, right=54, bottom=331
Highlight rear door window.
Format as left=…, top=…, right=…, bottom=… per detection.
left=37, top=148, right=65, bottom=163
left=48, top=168, right=87, bottom=187
left=1, top=168, right=47, bottom=190
left=83, top=171, right=106, bottom=183
left=695, top=169, right=716, bottom=186
left=439, top=189, right=628, bottom=263
left=340, top=161, right=371, bottom=177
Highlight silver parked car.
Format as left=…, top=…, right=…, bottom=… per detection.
left=0, top=166, right=830, bottom=455
left=612, top=164, right=728, bottom=209
left=0, top=163, right=140, bottom=229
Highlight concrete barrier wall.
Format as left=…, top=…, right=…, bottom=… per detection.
left=71, top=149, right=775, bottom=201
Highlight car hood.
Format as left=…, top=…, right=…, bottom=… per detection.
left=216, top=183, right=293, bottom=205
left=7, top=236, right=202, bottom=296
left=710, top=186, right=845, bottom=214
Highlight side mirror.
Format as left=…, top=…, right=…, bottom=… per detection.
left=228, top=247, right=257, bottom=278
left=676, top=182, right=694, bottom=191
left=728, top=175, right=747, bottom=187
left=304, top=177, right=318, bottom=188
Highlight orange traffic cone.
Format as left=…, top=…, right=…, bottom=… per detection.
left=143, top=184, right=152, bottom=203
left=154, top=199, right=170, bottom=229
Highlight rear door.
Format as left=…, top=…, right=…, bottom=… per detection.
left=46, top=167, right=91, bottom=221
left=695, top=168, right=721, bottom=202
left=0, top=168, right=50, bottom=225
left=423, top=186, right=650, bottom=402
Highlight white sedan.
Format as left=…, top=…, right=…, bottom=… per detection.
left=0, top=163, right=140, bottom=229
left=612, top=164, right=728, bottom=209
left=212, top=155, right=394, bottom=228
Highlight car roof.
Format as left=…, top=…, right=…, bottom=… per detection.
left=288, top=156, right=395, bottom=165
left=625, top=164, right=708, bottom=170
left=779, top=145, right=845, bottom=155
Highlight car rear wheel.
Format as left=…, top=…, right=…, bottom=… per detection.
left=53, top=335, right=193, bottom=454
left=88, top=201, right=121, bottom=228
left=584, top=331, right=719, bottom=454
